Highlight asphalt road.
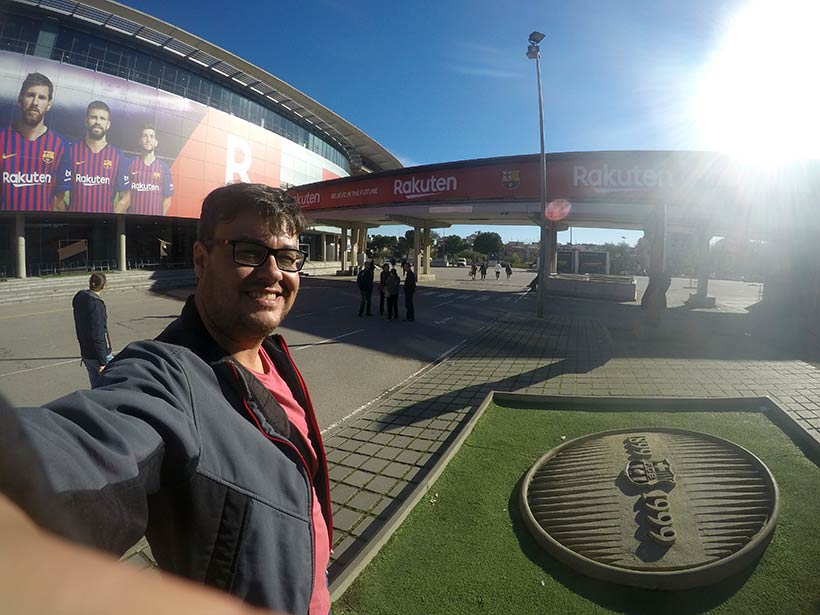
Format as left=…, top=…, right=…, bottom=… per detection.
left=0, top=267, right=535, bottom=431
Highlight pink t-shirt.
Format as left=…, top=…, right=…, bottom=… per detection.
left=252, top=348, right=330, bottom=615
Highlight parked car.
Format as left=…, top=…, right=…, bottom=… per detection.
left=455, top=258, right=468, bottom=267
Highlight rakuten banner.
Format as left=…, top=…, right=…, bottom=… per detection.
left=290, top=152, right=706, bottom=211
left=0, top=51, right=343, bottom=217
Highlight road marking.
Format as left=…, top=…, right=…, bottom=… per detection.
left=433, top=298, right=458, bottom=309
left=513, top=291, right=530, bottom=305
left=476, top=296, right=490, bottom=302
left=438, top=292, right=455, bottom=298
left=434, top=316, right=454, bottom=325
left=0, top=307, right=72, bottom=320
left=330, top=305, right=347, bottom=311
left=0, top=358, right=78, bottom=378
left=321, top=337, right=468, bottom=435
left=291, top=329, right=364, bottom=351
left=292, top=311, right=315, bottom=319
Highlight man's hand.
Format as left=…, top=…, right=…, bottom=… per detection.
left=0, top=495, right=278, bottom=614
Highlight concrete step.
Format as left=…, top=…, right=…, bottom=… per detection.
left=0, top=269, right=197, bottom=305
left=0, top=261, right=347, bottom=305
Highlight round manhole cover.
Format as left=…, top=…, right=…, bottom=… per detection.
left=520, top=428, right=779, bottom=590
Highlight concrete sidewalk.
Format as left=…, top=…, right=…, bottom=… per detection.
left=123, top=296, right=820, bottom=600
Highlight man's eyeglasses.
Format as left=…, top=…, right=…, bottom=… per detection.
left=204, top=239, right=307, bottom=272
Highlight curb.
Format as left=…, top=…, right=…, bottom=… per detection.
left=328, top=389, right=496, bottom=601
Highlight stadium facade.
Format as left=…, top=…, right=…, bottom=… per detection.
left=0, top=0, right=401, bottom=278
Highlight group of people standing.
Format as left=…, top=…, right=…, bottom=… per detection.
left=469, top=261, right=513, bottom=280
left=358, top=260, right=416, bottom=321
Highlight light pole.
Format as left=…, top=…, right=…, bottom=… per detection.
left=527, top=31, right=549, bottom=318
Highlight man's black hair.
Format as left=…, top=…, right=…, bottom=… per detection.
left=197, top=183, right=305, bottom=242
left=19, top=73, right=54, bottom=100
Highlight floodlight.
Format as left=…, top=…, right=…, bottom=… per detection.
left=529, top=31, right=545, bottom=44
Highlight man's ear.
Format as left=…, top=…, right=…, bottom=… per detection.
left=193, top=241, right=207, bottom=278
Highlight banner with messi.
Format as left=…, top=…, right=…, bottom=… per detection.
left=0, top=51, right=344, bottom=218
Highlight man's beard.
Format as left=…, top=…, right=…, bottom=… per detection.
left=22, top=108, right=44, bottom=127
left=88, top=126, right=106, bottom=141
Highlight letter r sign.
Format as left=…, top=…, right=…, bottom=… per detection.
left=226, top=134, right=252, bottom=184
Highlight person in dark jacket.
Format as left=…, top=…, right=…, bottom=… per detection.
left=356, top=260, right=375, bottom=316
left=72, top=272, right=113, bottom=386
left=378, top=262, right=390, bottom=315
left=0, top=183, right=330, bottom=615
left=402, top=260, right=417, bottom=321
left=385, top=267, right=400, bottom=320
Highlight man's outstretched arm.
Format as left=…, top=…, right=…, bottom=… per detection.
left=0, top=494, right=276, bottom=615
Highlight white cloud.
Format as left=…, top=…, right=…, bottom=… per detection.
left=446, top=64, right=520, bottom=79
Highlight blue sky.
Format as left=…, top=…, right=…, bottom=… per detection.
left=122, top=0, right=816, bottom=245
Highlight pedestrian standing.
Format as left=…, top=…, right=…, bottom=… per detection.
left=378, top=263, right=390, bottom=315
left=505, top=263, right=512, bottom=279
left=495, top=262, right=502, bottom=280
left=403, top=261, right=416, bottom=321
left=72, top=272, right=114, bottom=387
left=385, top=268, right=400, bottom=320
left=356, top=261, right=375, bottom=316
left=470, top=263, right=477, bottom=280
left=479, top=262, right=487, bottom=280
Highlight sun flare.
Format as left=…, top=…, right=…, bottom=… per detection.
left=693, top=0, right=820, bottom=164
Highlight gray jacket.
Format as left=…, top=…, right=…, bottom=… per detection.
left=0, top=297, right=331, bottom=614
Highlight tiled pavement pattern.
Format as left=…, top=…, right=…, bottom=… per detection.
left=323, top=311, right=820, bottom=584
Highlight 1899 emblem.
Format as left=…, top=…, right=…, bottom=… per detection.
left=520, top=428, right=779, bottom=589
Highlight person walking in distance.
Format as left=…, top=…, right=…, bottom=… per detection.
left=479, top=262, right=487, bottom=280
left=385, top=267, right=400, bottom=320
left=0, top=184, right=331, bottom=615
left=72, top=272, right=114, bottom=387
left=505, top=263, right=513, bottom=280
left=495, top=261, right=502, bottom=280
left=470, top=263, right=477, bottom=280
left=378, top=262, right=390, bottom=315
left=357, top=260, right=375, bottom=316
left=403, top=260, right=417, bottom=321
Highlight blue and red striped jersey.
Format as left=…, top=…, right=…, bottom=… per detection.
left=68, top=141, right=130, bottom=213
left=0, top=126, right=71, bottom=212
left=128, top=157, right=174, bottom=216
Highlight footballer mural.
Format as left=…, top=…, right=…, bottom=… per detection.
left=0, top=50, right=343, bottom=218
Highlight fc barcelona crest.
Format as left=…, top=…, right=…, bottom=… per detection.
left=502, top=169, right=520, bottom=190
left=103, top=159, right=113, bottom=169
left=41, top=150, right=55, bottom=164
left=153, top=172, right=162, bottom=179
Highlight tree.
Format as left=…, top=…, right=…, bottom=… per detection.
left=367, top=235, right=398, bottom=260
left=603, top=242, right=639, bottom=275
left=472, top=231, right=503, bottom=257
left=441, top=235, right=467, bottom=257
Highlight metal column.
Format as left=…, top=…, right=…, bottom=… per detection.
left=14, top=212, right=25, bottom=278
left=116, top=215, right=126, bottom=271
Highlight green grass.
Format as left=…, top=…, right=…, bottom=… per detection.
left=335, top=405, right=820, bottom=615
